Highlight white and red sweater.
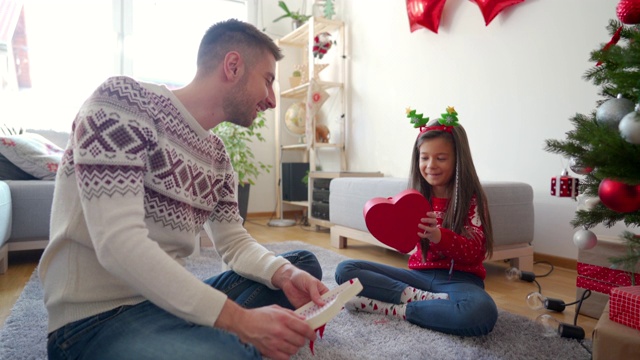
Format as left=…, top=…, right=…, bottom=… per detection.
left=38, top=76, right=289, bottom=333
left=408, top=197, right=488, bottom=279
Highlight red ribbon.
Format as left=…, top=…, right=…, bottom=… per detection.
left=596, top=26, right=623, bottom=66
left=309, top=324, right=326, bottom=355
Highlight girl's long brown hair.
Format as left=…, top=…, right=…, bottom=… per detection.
left=408, top=123, right=493, bottom=261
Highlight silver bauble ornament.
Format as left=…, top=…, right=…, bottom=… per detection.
left=573, top=228, right=597, bottom=250
left=619, top=110, right=640, bottom=145
left=569, top=157, right=593, bottom=175
left=596, top=95, right=634, bottom=129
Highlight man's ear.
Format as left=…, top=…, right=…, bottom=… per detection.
left=223, top=51, right=244, bottom=82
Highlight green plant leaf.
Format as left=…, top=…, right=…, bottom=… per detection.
left=211, top=112, right=272, bottom=186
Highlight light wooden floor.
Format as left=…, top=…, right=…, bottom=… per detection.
left=0, top=217, right=598, bottom=340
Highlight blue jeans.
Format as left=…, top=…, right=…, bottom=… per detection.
left=47, top=250, right=322, bottom=360
left=335, top=259, right=498, bottom=337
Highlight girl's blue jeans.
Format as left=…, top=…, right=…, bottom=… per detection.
left=335, top=259, right=498, bottom=337
left=47, top=250, right=322, bottom=360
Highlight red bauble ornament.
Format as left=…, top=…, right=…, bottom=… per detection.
left=472, top=0, right=525, bottom=26
left=598, top=178, right=640, bottom=213
left=617, top=0, right=640, bottom=24
left=406, top=0, right=447, bottom=34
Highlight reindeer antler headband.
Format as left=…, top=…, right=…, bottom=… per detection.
left=406, top=106, right=460, bottom=135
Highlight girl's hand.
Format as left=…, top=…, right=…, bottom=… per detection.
left=417, top=211, right=441, bottom=244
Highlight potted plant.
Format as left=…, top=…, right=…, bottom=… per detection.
left=273, top=1, right=311, bottom=30
left=289, top=69, right=302, bottom=88
left=211, top=112, right=272, bottom=222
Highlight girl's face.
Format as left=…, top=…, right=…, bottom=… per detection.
left=418, top=137, right=455, bottom=198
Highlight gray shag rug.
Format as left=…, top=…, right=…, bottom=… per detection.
left=1, top=241, right=591, bottom=360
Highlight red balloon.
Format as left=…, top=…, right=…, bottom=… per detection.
left=472, top=0, right=524, bottom=26
left=598, top=178, right=640, bottom=213
left=406, top=0, right=447, bottom=34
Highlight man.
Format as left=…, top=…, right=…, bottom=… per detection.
left=39, top=19, right=328, bottom=360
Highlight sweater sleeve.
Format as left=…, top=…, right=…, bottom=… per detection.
left=429, top=198, right=486, bottom=265
left=72, top=78, right=228, bottom=327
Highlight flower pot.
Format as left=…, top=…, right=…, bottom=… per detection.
left=289, top=76, right=302, bottom=88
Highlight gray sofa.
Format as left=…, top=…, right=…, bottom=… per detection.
left=0, top=180, right=55, bottom=273
left=0, top=129, right=67, bottom=274
left=329, top=177, right=535, bottom=271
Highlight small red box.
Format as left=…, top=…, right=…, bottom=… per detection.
left=609, top=286, right=640, bottom=331
left=550, top=176, right=579, bottom=198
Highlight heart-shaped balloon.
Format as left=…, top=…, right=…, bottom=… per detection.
left=406, top=0, right=447, bottom=34
left=363, top=189, right=432, bottom=253
left=472, top=0, right=524, bottom=26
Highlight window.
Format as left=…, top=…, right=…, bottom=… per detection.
left=1, top=0, right=250, bottom=131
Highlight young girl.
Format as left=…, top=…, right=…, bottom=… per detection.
left=334, top=107, right=498, bottom=337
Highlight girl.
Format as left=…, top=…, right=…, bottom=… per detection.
left=334, top=107, right=498, bottom=337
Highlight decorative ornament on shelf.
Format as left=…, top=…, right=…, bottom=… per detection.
left=618, top=106, right=640, bottom=145
left=284, top=102, right=308, bottom=142
left=550, top=169, right=579, bottom=199
left=598, top=178, right=640, bottom=213
left=617, top=0, right=640, bottom=24
left=313, top=32, right=335, bottom=59
left=472, top=0, right=525, bottom=26
left=572, top=228, right=598, bottom=250
left=595, top=94, right=635, bottom=129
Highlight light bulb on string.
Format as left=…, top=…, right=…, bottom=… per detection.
left=535, top=314, right=585, bottom=340
left=526, top=292, right=567, bottom=312
left=505, top=267, right=536, bottom=282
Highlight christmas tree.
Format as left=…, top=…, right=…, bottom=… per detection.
left=544, top=5, right=640, bottom=281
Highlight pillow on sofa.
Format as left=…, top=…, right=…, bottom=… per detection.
left=0, top=153, right=38, bottom=180
left=0, top=133, right=64, bottom=180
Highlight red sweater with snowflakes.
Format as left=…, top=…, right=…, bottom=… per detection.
left=408, top=197, right=488, bottom=279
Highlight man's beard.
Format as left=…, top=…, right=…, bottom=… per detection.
left=223, top=76, right=254, bottom=128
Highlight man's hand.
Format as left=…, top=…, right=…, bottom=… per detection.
left=272, top=264, right=329, bottom=309
left=216, top=300, right=316, bottom=360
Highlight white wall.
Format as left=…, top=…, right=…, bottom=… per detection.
left=253, top=0, right=632, bottom=260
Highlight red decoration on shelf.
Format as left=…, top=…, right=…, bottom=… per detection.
left=598, top=178, right=640, bottom=213
left=617, top=0, right=640, bottom=24
left=364, top=189, right=432, bottom=253
left=406, top=0, right=447, bottom=34
left=550, top=174, right=579, bottom=199
left=472, top=0, right=524, bottom=26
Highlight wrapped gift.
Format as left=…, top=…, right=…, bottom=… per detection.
left=609, top=286, right=640, bottom=331
left=550, top=174, right=579, bottom=198
left=576, top=237, right=639, bottom=319
left=592, top=302, right=640, bottom=360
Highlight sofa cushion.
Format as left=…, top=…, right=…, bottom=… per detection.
left=0, top=133, right=64, bottom=180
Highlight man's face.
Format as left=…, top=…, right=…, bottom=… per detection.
left=224, top=53, right=277, bottom=128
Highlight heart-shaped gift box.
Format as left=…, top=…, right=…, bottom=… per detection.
left=363, top=189, right=432, bottom=253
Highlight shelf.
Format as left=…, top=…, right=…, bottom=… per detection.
left=309, top=171, right=384, bottom=179
left=283, top=200, right=309, bottom=208
left=279, top=17, right=344, bottom=47
left=282, top=143, right=307, bottom=150
left=281, top=81, right=343, bottom=99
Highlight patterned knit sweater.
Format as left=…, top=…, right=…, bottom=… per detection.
left=408, top=197, right=488, bottom=279
left=38, top=76, right=289, bottom=333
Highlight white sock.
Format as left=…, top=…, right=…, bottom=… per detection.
left=344, top=296, right=407, bottom=320
left=399, top=286, right=449, bottom=303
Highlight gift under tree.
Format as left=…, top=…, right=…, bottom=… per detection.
left=545, top=0, right=640, bottom=329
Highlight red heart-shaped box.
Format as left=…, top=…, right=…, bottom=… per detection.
left=363, top=189, right=432, bottom=253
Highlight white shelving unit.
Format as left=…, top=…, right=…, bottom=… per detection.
left=272, top=17, right=383, bottom=228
